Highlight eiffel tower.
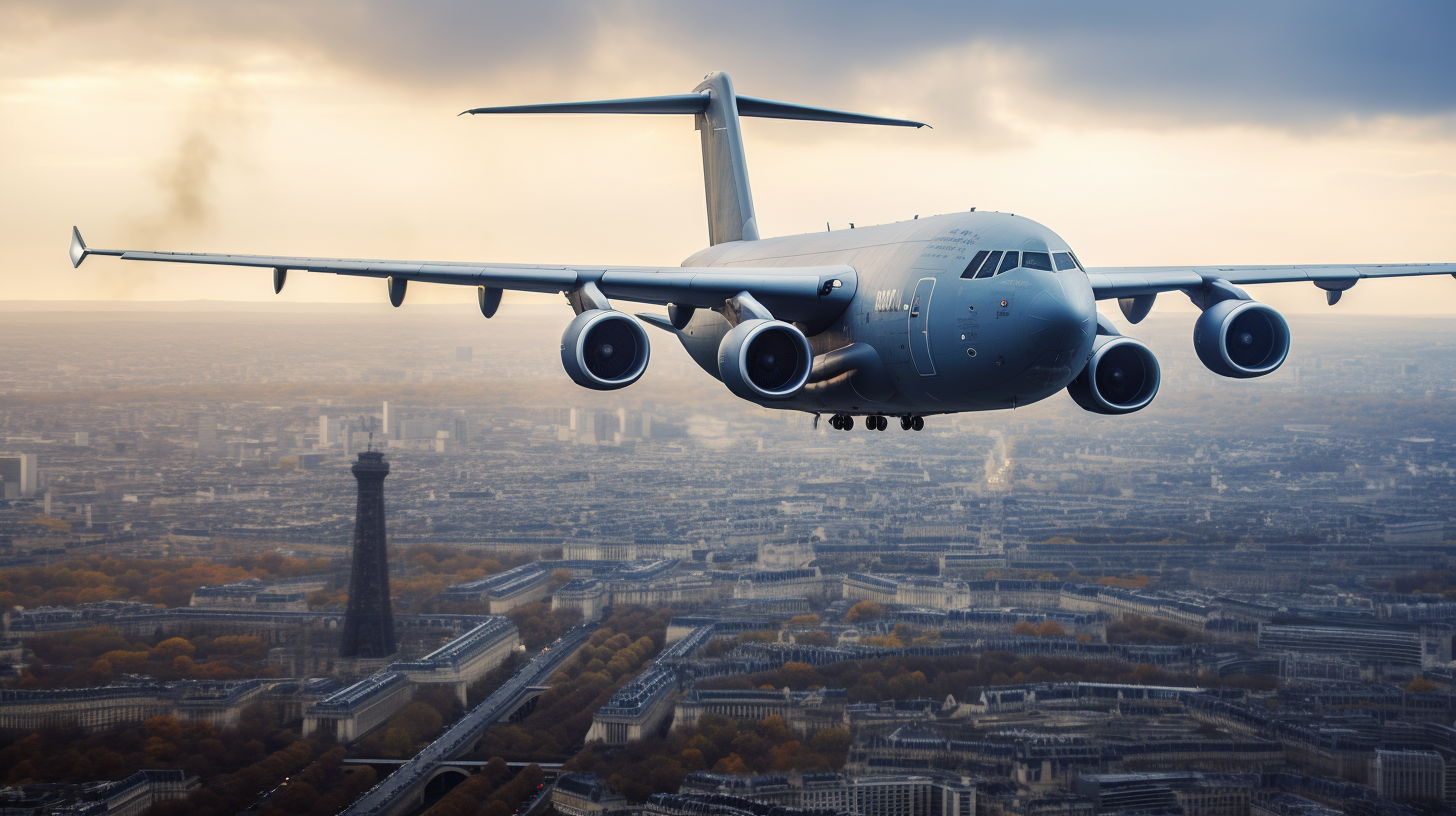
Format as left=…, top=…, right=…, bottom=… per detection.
left=339, top=449, right=396, bottom=659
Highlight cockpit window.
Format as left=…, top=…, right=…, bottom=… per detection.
left=965, top=249, right=1073, bottom=279
left=1023, top=251, right=1053, bottom=271
left=1069, top=252, right=1085, bottom=271
left=975, top=251, right=1002, bottom=279
left=960, top=250, right=990, bottom=279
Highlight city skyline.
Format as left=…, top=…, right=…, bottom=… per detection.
left=0, top=303, right=1452, bottom=814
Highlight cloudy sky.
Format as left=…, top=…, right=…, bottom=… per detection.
left=2, top=0, right=1454, bottom=314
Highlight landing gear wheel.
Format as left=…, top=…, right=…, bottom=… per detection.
left=843, top=415, right=854, bottom=431
left=911, top=416, right=924, bottom=431
left=829, top=415, right=842, bottom=430
left=900, top=416, right=912, bottom=431
left=875, top=416, right=888, bottom=431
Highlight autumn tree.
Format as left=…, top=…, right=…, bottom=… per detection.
left=568, top=714, right=849, bottom=801
left=845, top=601, right=885, bottom=622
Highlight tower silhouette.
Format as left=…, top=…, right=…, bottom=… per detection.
left=340, top=450, right=397, bottom=659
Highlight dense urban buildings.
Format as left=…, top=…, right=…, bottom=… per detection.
left=0, top=306, right=1452, bottom=815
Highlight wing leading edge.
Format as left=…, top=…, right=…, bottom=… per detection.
left=1088, top=263, right=1456, bottom=299
left=68, top=227, right=855, bottom=329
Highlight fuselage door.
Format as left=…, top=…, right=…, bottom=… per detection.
left=909, top=277, right=937, bottom=376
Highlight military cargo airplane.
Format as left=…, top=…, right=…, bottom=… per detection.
left=71, top=72, right=1456, bottom=431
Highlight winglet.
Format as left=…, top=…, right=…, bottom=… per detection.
left=69, top=226, right=89, bottom=268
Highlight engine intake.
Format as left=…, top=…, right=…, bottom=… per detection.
left=1068, top=335, right=1161, bottom=415
left=1193, top=299, right=1289, bottom=378
left=718, top=319, right=812, bottom=401
left=560, top=310, right=650, bottom=390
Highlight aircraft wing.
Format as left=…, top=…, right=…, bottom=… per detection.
left=68, top=227, right=854, bottom=327
left=1087, top=262, right=1456, bottom=299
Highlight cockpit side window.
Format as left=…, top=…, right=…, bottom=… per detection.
left=1069, top=252, right=1085, bottom=271
left=996, top=251, right=1020, bottom=274
left=1023, top=251, right=1053, bottom=271
left=1053, top=252, right=1078, bottom=272
left=960, top=250, right=990, bottom=279
left=975, top=251, right=1003, bottom=279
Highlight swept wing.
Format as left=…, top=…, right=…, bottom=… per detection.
left=1088, top=263, right=1456, bottom=299
left=67, top=227, right=854, bottom=328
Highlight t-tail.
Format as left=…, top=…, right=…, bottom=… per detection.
left=462, top=71, right=927, bottom=246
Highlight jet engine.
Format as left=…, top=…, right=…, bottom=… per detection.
left=560, top=310, right=651, bottom=390
left=718, top=319, right=813, bottom=401
left=1067, top=335, right=1161, bottom=415
left=1193, top=299, right=1290, bottom=378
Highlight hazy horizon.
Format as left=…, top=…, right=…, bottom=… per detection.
left=3, top=1, right=1453, bottom=314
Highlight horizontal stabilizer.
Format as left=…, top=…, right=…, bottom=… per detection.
left=735, top=96, right=926, bottom=128
left=463, top=92, right=927, bottom=128
left=462, top=94, right=707, bottom=117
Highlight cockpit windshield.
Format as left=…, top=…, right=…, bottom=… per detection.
left=960, top=248, right=1084, bottom=279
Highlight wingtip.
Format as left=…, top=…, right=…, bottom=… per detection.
left=69, top=226, right=88, bottom=268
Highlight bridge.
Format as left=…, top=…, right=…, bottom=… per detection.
left=338, top=622, right=597, bottom=816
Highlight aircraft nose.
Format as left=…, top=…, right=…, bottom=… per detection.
left=1025, top=287, right=1091, bottom=351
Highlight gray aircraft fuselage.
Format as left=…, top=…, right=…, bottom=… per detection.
left=674, top=210, right=1095, bottom=416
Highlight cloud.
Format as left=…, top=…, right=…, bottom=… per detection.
left=3, top=0, right=1454, bottom=133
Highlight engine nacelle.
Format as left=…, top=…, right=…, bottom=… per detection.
left=1193, top=299, right=1290, bottom=378
left=717, top=319, right=812, bottom=401
left=560, top=310, right=650, bottom=390
left=1067, top=335, right=1161, bottom=415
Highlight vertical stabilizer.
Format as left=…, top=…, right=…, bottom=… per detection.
left=462, top=73, right=925, bottom=248
left=693, top=72, right=759, bottom=245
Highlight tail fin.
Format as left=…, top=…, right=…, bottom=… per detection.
left=463, top=72, right=927, bottom=246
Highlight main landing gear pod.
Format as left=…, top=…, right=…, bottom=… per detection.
left=718, top=319, right=813, bottom=401
left=560, top=310, right=651, bottom=390
left=1068, top=335, right=1161, bottom=415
